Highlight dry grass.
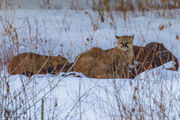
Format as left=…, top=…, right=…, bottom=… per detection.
left=0, top=1, right=180, bottom=120
left=0, top=9, right=71, bottom=120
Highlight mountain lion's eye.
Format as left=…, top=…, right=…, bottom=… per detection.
left=125, top=42, right=129, bottom=48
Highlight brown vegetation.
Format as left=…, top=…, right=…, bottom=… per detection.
left=130, top=42, right=179, bottom=78
left=0, top=0, right=3, bottom=9
left=93, top=0, right=180, bottom=11
left=8, top=52, right=72, bottom=77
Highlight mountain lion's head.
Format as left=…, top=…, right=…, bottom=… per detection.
left=116, top=35, right=134, bottom=51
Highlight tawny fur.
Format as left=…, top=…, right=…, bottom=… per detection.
left=75, top=35, right=135, bottom=78
left=74, top=42, right=178, bottom=79
left=116, top=35, right=134, bottom=65
left=74, top=47, right=104, bottom=77
left=90, top=47, right=129, bottom=78
left=115, top=35, right=134, bottom=77
left=8, top=52, right=71, bottom=76
left=7, top=42, right=178, bottom=78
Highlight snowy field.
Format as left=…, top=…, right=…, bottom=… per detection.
left=0, top=9, right=180, bottom=120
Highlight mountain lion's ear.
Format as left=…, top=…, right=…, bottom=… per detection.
left=115, top=35, right=119, bottom=39
left=131, top=35, right=135, bottom=41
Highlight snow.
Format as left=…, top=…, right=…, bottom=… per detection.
left=0, top=9, right=180, bottom=120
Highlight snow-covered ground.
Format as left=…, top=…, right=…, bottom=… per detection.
left=0, top=9, right=180, bottom=120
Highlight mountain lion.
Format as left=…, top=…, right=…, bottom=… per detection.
left=89, top=35, right=135, bottom=78
left=8, top=52, right=71, bottom=77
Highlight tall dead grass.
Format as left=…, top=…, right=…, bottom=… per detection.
left=0, top=8, right=72, bottom=120
left=92, top=0, right=180, bottom=11
left=0, top=1, right=179, bottom=120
